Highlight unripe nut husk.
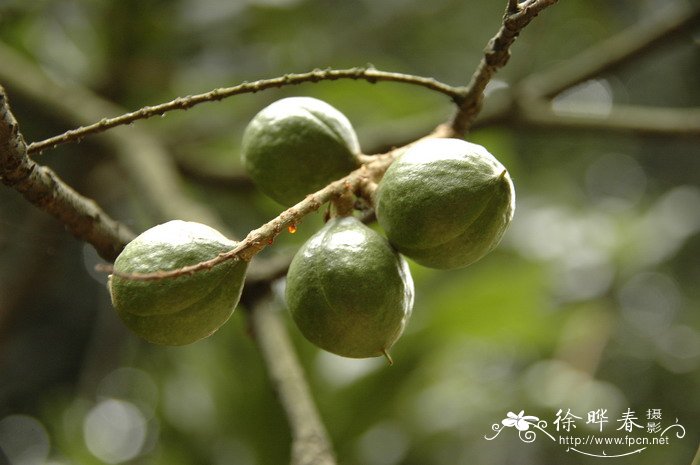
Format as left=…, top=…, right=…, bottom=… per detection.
left=241, top=96, right=361, bottom=206
left=376, top=138, right=515, bottom=269
left=108, top=220, right=247, bottom=346
left=285, top=216, right=414, bottom=360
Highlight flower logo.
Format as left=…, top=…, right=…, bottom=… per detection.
left=485, top=410, right=554, bottom=443
left=501, top=411, right=540, bottom=431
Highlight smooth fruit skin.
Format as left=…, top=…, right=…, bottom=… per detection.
left=241, top=97, right=361, bottom=206
left=376, top=138, right=515, bottom=270
left=108, top=220, right=247, bottom=346
left=285, top=216, right=414, bottom=359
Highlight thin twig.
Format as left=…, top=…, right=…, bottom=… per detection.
left=102, top=120, right=453, bottom=282
left=27, top=67, right=464, bottom=155
left=0, top=87, right=134, bottom=261
left=449, top=0, right=558, bottom=135
left=103, top=152, right=401, bottom=281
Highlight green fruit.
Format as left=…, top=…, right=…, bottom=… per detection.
left=108, top=220, right=247, bottom=346
left=241, top=96, right=361, bottom=206
left=376, top=138, right=515, bottom=270
left=285, top=216, right=414, bottom=360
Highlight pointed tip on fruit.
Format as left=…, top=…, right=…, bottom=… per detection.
left=498, top=169, right=507, bottom=180
left=382, top=348, right=394, bottom=366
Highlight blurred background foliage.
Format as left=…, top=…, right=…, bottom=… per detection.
left=0, top=0, right=699, bottom=464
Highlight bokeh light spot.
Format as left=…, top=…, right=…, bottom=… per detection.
left=552, top=79, right=613, bottom=116
left=585, top=152, right=647, bottom=210
left=618, top=272, right=680, bottom=336
left=83, top=399, right=147, bottom=464
left=0, top=415, right=50, bottom=465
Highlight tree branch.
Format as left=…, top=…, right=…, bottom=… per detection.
left=101, top=150, right=403, bottom=281
left=0, top=87, right=133, bottom=261
left=248, top=295, right=337, bottom=465
left=516, top=100, right=700, bottom=137
left=466, top=2, right=700, bottom=138
left=520, top=2, right=700, bottom=99
left=473, top=89, right=700, bottom=137
left=99, top=117, right=452, bottom=283
left=26, top=67, right=463, bottom=156
left=448, top=0, right=558, bottom=135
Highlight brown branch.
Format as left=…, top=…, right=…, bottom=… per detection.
left=103, top=152, right=402, bottom=281
left=248, top=295, right=337, bottom=465
left=0, top=87, right=133, bottom=261
left=520, top=2, right=700, bottom=99
left=99, top=119, right=449, bottom=281
left=99, top=120, right=454, bottom=283
left=102, top=121, right=453, bottom=282
left=448, top=0, right=559, bottom=135
left=27, top=67, right=464, bottom=156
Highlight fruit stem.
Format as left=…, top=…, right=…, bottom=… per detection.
left=356, top=177, right=378, bottom=208
left=330, top=189, right=355, bottom=218
left=382, top=349, right=394, bottom=366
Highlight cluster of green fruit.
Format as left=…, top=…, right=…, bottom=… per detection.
left=108, top=97, right=515, bottom=363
